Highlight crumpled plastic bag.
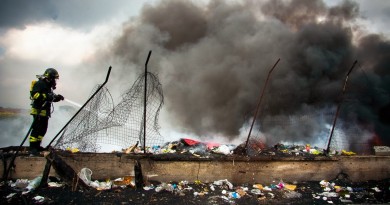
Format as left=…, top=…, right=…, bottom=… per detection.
left=33, top=196, right=45, bottom=203
left=213, top=179, right=233, bottom=190
left=78, top=168, right=92, bottom=185
left=212, top=145, right=231, bottom=155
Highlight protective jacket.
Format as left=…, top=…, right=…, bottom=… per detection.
left=30, top=78, right=56, bottom=117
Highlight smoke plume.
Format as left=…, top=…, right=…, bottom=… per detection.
left=104, top=0, right=390, bottom=148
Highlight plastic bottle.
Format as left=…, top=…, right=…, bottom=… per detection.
left=26, top=176, right=42, bottom=191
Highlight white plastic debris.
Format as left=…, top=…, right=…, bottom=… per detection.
left=284, top=191, right=302, bottom=199
left=268, top=193, right=275, bottom=198
left=213, top=145, right=231, bottom=155
left=78, top=168, right=92, bottom=185
left=320, top=192, right=338, bottom=197
left=13, top=179, right=29, bottom=189
left=213, top=179, right=233, bottom=190
left=48, top=182, right=63, bottom=187
left=250, top=189, right=262, bottom=195
left=33, top=196, right=45, bottom=203
left=263, top=186, right=272, bottom=191
left=26, top=176, right=42, bottom=191
left=143, top=185, right=154, bottom=191
left=372, top=187, right=381, bottom=192
left=6, top=193, right=16, bottom=199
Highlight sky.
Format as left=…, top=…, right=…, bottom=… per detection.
left=0, top=0, right=389, bottom=150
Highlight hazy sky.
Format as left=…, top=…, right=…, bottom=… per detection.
left=1, top=0, right=389, bottom=148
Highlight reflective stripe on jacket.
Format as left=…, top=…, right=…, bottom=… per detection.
left=30, top=79, right=54, bottom=117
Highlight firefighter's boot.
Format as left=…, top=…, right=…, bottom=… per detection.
left=29, top=142, right=39, bottom=156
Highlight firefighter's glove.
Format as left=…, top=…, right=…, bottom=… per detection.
left=53, top=94, right=64, bottom=102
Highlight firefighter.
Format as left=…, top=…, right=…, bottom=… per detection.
left=29, top=68, right=64, bottom=156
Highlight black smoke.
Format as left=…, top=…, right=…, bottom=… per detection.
left=107, top=0, right=390, bottom=148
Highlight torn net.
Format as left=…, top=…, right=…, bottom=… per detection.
left=54, top=72, right=164, bottom=152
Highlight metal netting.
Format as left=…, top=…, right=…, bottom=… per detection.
left=53, top=72, right=164, bottom=152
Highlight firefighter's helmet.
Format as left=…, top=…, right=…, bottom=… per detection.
left=43, top=68, right=59, bottom=80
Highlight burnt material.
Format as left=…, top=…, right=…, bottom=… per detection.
left=50, top=151, right=89, bottom=190
left=134, top=160, right=144, bottom=189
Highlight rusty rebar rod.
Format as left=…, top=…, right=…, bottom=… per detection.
left=326, top=60, right=358, bottom=154
left=244, top=58, right=280, bottom=152
left=144, top=50, right=152, bottom=153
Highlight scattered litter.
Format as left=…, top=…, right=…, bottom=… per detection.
left=250, top=189, right=262, bottom=195
left=263, top=186, right=272, bottom=191
left=284, top=184, right=297, bottom=191
left=320, top=192, right=339, bottom=197
left=253, top=184, right=264, bottom=190
left=66, top=147, right=79, bottom=153
left=33, top=195, right=45, bottom=203
left=372, top=187, right=381, bottom=192
left=268, top=193, right=275, bottom=198
left=213, top=179, right=233, bottom=190
left=48, top=182, right=64, bottom=187
left=341, top=150, right=356, bottom=156
left=26, top=176, right=42, bottom=191
left=6, top=193, right=16, bottom=199
left=284, top=191, right=302, bottom=198
left=229, top=191, right=240, bottom=199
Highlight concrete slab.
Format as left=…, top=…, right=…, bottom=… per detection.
left=1, top=153, right=389, bottom=184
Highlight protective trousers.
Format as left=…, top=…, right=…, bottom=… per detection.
left=29, top=115, right=49, bottom=155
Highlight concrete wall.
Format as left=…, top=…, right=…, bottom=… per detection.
left=140, top=156, right=390, bottom=184
left=57, top=153, right=135, bottom=179
left=1, top=154, right=389, bottom=184
left=2, top=156, right=58, bottom=180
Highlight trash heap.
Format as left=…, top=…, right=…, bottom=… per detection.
left=143, top=178, right=302, bottom=201
left=118, top=138, right=237, bottom=156
left=118, top=138, right=357, bottom=157
left=3, top=175, right=389, bottom=204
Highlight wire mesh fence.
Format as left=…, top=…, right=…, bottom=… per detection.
left=54, top=72, right=164, bottom=152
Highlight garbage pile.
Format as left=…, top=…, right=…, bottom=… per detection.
left=118, top=138, right=237, bottom=156
left=118, top=138, right=357, bottom=157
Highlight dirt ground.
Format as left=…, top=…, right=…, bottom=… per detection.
left=1, top=177, right=389, bottom=205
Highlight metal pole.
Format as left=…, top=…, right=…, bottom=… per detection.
left=326, top=60, right=358, bottom=154
left=244, top=59, right=280, bottom=151
left=47, top=66, right=112, bottom=147
left=144, top=51, right=152, bottom=154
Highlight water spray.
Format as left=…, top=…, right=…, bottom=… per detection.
left=64, top=98, right=82, bottom=108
